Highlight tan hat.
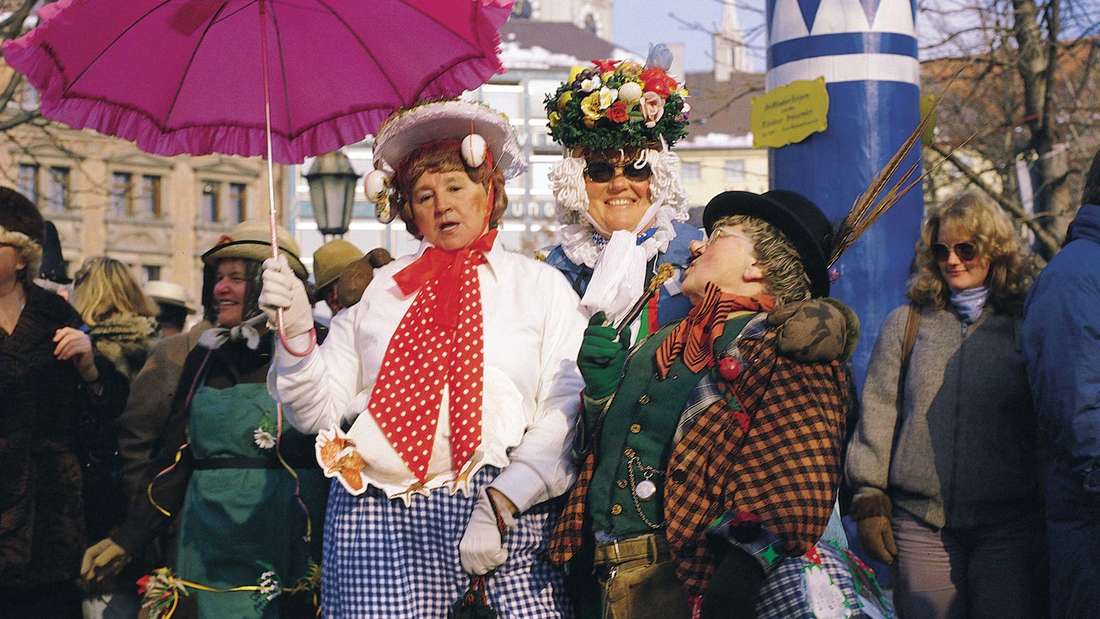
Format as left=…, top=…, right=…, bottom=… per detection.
left=313, top=239, right=364, bottom=291
left=144, top=280, right=196, bottom=314
left=201, top=220, right=308, bottom=279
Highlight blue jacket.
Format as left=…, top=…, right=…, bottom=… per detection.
left=1021, top=203, right=1100, bottom=470
left=544, top=221, right=703, bottom=327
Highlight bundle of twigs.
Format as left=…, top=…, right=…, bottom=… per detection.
left=829, top=66, right=978, bottom=266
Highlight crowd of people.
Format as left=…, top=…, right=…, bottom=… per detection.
left=1, top=54, right=1098, bottom=619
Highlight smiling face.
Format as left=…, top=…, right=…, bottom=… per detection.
left=410, top=169, right=491, bottom=251
left=584, top=155, right=653, bottom=235
left=212, top=258, right=248, bottom=327
left=936, top=222, right=990, bottom=293
left=681, top=224, right=766, bottom=303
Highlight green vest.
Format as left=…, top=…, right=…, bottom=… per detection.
left=588, top=313, right=754, bottom=538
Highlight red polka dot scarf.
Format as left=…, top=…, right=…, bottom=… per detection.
left=368, top=230, right=498, bottom=482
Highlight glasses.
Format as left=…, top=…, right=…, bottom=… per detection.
left=931, top=241, right=978, bottom=262
left=583, top=161, right=652, bottom=183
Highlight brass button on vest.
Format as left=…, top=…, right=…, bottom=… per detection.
left=610, top=503, right=623, bottom=516
left=616, top=479, right=628, bottom=489
left=629, top=423, right=642, bottom=434
left=638, top=394, right=651, bottom=405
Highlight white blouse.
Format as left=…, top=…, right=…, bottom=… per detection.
left=269, top=242, right=587, bottom=512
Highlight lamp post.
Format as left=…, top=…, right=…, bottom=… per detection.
left=305, top=149, right=360, bottom=239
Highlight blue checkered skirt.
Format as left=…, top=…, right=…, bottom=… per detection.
left=321, top=467, right=572, bottom=618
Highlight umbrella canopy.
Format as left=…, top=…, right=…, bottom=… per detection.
left=3, top=0, right=513, bottom=164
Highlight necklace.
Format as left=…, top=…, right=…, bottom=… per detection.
left=624, top=451, right=666, bottom=529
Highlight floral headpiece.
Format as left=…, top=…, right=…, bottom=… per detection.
left=545, top=48, right=689, bottom=154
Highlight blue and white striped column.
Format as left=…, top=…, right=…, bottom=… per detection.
left=767, top=0, right=923, bottom=386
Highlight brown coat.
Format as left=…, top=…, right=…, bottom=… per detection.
left=0, top=284, right=127, bottom=587
left=548, top=326, right=852, bottom=596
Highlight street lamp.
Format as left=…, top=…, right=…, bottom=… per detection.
left=305, top=149, right=361, bottom=238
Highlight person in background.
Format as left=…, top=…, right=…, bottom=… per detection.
left=71, top=257, right=159, bottom=382
left=68, top=257, right=160, bottom=619
left=261, top=100, right=585, bottom=617
left=846, top=192, right=1044, bottom=618
left=81, top=221, right=326, bottom=618
left=0, top=187, right=127, bottom=618
left=312, top=238, right=363, bottom=317
left=1021, top=149, right=1100, bottom=619
left=333, top=248, right=393, bottom=312
left=541, top=49, right=701, bottom=338
left=37, top=219, right=72, bottom=299
left=144, top=280, right=197, bottom=338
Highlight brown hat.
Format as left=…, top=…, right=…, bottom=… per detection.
left=201, top=220, right=307, bottom=279
left=336, top=248, right=393, bottom=309
left=313, top=239, right=363, bottom=291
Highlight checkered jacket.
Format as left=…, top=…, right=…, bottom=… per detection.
left=547, top=325, right=852, bottom=596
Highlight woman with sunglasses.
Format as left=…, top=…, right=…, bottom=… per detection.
left=846, top=192, right=1046, bottom=618
left=541, top=51, right=701, bottom=340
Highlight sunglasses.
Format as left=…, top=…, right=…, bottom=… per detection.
left=583, top=161, right=652, bottom=183
left=931, top=241, right=978, bottom=262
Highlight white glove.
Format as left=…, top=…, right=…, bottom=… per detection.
left=259, top=255, right=313, bottom=338
left=459, top=490, right=516, bottom=575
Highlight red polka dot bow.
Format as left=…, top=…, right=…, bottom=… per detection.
left=369, top=230, right=497, bottom=482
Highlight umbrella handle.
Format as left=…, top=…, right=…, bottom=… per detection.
left=258, top=0, right=314, bottom=358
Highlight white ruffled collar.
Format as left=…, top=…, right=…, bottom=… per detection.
left=559, top=200, right=679, bottom=268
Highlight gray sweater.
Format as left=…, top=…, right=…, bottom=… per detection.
left=846, top=304, right=1040, bottom=528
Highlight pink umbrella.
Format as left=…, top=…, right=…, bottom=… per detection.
left=4, top=0, right=512, bottom=346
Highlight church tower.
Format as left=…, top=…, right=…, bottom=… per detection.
left=714, top=0, right=750, bottom=81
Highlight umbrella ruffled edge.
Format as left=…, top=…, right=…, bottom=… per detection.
left=1, top=0, right=512, bottom=165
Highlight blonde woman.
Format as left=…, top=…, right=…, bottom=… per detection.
left=846, top=193, right=1045, bottom=618
left=72, top=257, right=158, bottom=381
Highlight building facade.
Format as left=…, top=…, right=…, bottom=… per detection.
left=0, top=122, right=289, bottom=306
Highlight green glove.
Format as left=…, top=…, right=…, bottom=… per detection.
left=577, top=312, right=632, bottom=400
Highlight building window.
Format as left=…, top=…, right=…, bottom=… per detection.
left=511, top=0, right=532, bottom=18
left=583, top=13, right=599, bottom=35
left=725, top=159, right=746, bottom=182
left=201, top=181, right=221, bottom=223
left=18, top=164, right=39, bottom=204
left=229, top=183, right=247, bottom=223
left=110, top=172, right=133, bottom=216
left=137, top=175, right=162, bottom=218
left=682, top=161, right=701, bottom=182
left=143, top=265, right=161, bottom=282
left=45, top=167, right=71, bottom=211
left=480, top=84, right=523, bottom=119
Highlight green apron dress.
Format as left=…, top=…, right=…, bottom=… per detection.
left=174, top=383, right=325, bottom=619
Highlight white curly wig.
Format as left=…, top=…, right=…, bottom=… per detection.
left=551, top=142, right=690, bottom=268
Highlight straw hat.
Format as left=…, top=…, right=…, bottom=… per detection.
left=144, top=280, right=196, bottom=314
left=313, top=239, right=363, bottom=291
left=201, top=220, right=308, bottom=279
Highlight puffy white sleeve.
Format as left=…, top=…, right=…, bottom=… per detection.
left=267, top=290, right=369, bottom=434
left=489, top=267, right=586, bottom=512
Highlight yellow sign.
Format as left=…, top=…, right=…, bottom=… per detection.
left=751, top=78, right=829, bottom=149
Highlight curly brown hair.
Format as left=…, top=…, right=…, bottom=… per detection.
left=392, top=140, right=507, bottom=239
left=906, top=192, right=1038, bottom=316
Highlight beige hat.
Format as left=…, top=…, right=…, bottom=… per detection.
left=313, top=239, right=363, bottom=291
left=201, top=220, right=308, bottom=279
left=144, top=280, right=196, bottom=314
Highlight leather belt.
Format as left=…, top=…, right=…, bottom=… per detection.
left=592, top=533, right=672, bottom=580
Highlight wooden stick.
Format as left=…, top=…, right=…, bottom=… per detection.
left=613, top=263, right=676, bottom=337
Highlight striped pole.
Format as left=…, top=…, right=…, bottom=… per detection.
left=767, top=0, right=924, bottom=385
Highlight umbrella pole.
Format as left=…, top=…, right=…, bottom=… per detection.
left=259, top=0, right=315, bottom=358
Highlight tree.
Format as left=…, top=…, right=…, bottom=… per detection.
left=922, top=0, right=1100, bottom=258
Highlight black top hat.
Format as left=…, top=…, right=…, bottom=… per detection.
left=39, top=220, right=71, bottom=284
left=702, top=190, right=833, bottom=298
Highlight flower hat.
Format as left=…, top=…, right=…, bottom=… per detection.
left=544, top=51, right=690, bottom=155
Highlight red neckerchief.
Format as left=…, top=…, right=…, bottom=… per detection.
left=369, top=228, right=497, bottom=482
left=655, top=282, right=775, bottom=379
